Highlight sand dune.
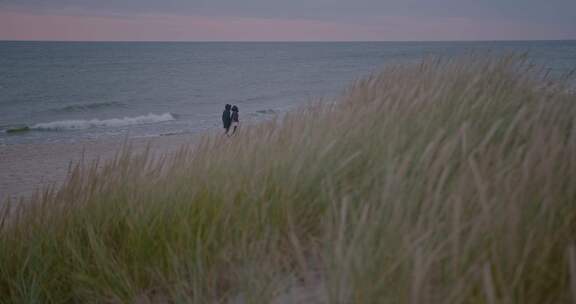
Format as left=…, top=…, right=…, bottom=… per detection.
left=0, top=134, right=198, bottom=200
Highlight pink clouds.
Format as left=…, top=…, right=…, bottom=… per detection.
left=0, top=10, right=573, bottom=41
left=0, top=11, right=382, bottom=41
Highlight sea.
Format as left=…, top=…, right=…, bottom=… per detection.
left=1, top=41, right=575, bottom=146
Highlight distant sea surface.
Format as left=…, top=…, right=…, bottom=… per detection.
left=1, top=41, right=575, bottom=145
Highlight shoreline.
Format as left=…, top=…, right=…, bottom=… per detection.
left=0, top=133, right=199, bottom=201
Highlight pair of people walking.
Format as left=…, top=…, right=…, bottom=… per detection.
left=222, top=104, right=239, bottom=135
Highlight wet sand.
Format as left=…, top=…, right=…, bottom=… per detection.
left=0, top=134, right=198, bottom=200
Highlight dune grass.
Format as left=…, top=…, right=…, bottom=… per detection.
left=1, top=55, right=575, bottom=303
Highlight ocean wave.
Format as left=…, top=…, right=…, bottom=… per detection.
left=255, top=109, right=277, bottom=115
left=30, top=113, right=175, bottom=131
left=247, top=109, right=279, bottom=118
left=52, top=101, right=125, bottom=112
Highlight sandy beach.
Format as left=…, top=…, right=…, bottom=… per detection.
left=0, top=134, right=197, bottom=201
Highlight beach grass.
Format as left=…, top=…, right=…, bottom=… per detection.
left=1, top=55, right=575, bottom=303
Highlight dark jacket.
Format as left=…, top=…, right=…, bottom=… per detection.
left=222, top=109, right=231, bottom=128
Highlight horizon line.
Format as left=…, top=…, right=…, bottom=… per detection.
left=1, top=39, right=575, bottom=43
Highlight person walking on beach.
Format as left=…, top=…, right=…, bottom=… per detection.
left=222, top=104, right=232, bottom=135
left=231, top=105, right=240, bottom=135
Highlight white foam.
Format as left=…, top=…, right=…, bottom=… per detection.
left=31, top=113, right=175, bottom=131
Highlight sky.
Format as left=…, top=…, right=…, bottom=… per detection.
left=0, top=0, right=574, bottom=41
